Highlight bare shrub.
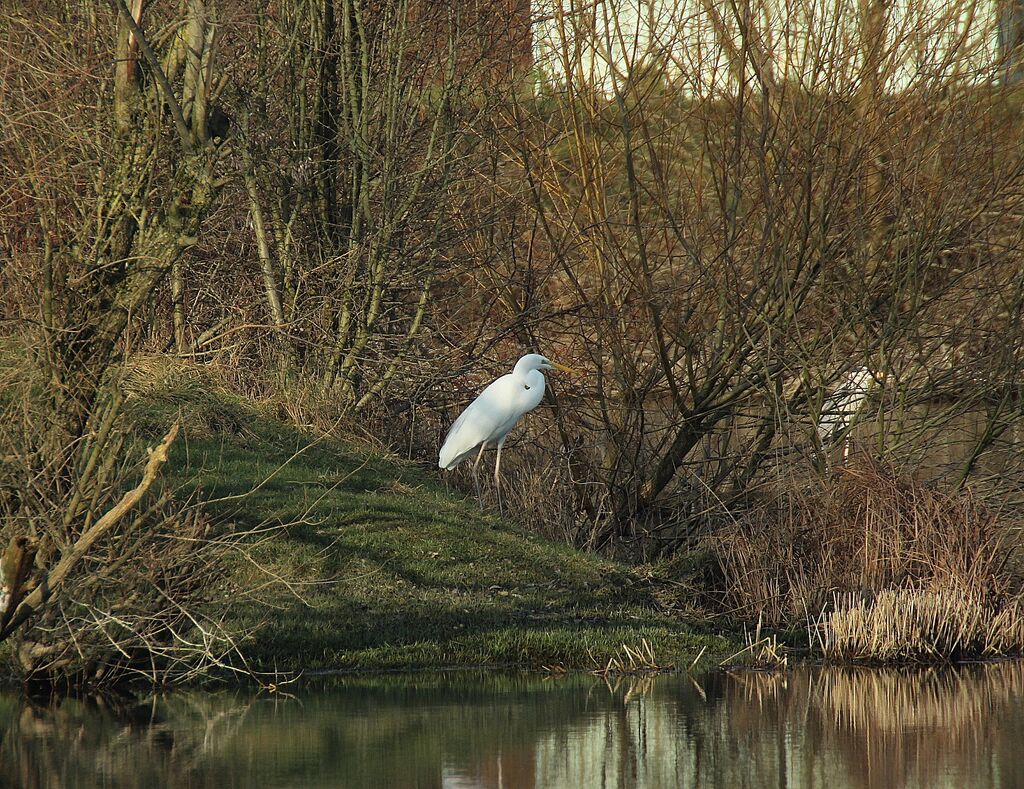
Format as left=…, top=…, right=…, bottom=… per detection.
left=0, top=0, right=252, bottom=686
left=0, top=359, right=241, bottom=686
left=441, top=0, right=1024, bottom=554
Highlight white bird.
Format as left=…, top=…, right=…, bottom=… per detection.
left=439, top=353, right=579, bottom=512
left=817, top=366, right=884, bottom=463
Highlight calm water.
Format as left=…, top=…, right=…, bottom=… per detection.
left=2, top=663, right=1024, bottom=789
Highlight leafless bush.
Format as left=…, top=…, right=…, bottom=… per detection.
left=422, top=0, right=1024, bottom=555
left=0, top=0, right=251, bottom=685
left=0, top=360, right=243, bottom=685
left=150, top=0, right=536, bottom=415
left=0, top=2, right=231, bottom=443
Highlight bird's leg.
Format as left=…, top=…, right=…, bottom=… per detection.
left=472, top=442, right=487, bottom=499
left=494, top=441, right=504, bottom=517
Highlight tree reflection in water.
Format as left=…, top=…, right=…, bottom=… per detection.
left=1, top=664, right=1022, bottom=788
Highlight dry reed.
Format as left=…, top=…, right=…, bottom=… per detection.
left=709, top=461, right=1023, bottom=660
left=590, top=638, right=672, bottom=676
left=720, top=613, right=789, bottom=668
left=814, top=588, right=1024, bottom=662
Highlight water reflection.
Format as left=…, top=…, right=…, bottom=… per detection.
left=1, top=663, right=1023, bottom=788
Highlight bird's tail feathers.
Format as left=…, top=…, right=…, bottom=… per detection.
left=438, top=427, right=482, bottom=470
left=438, top=435, right=465, bottom=469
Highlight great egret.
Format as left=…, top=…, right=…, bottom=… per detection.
left=438, top=353, right=579, bottom=511
left=817, top=366, right=884, bottom=463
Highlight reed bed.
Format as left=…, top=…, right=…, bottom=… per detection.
left=814, top=588, right=1024, bottom=662
left=710, top=461, right=1024, bottom=661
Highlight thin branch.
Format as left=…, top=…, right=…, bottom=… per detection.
left=0, top=423, right=180, bottom=639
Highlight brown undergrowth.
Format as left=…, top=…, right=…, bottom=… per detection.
left=709, top=461, right=1023, bottom=661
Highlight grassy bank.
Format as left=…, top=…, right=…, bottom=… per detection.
left=131, top=382, right=738, bottom=675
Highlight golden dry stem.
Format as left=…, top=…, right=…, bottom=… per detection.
left=591, top=637, right=673, bottom=676
left=814, top=588, right=1024, bottom=662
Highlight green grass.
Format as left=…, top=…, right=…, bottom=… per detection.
left=129, top=382, right=740, bottom=675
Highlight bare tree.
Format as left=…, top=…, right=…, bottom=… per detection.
left=230, top=0, right=531, bottom=411
left=0, top=0, right=238, bottom=684
left=483, top=0, right=1024, bottom=552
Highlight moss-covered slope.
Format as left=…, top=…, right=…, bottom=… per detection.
left=133, top=382, right=737, bottom=673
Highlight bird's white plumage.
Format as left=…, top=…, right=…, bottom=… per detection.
left=439, top=355, right=548, bottom=469
left=817, top=366, right=878, bottom=443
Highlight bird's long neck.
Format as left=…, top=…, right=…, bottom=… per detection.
left=512, top=358, right=539, bottom=378
left=849, top=369, right=874, bottom=390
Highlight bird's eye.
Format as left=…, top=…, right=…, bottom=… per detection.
left=524, top=385, right=531, bottom=390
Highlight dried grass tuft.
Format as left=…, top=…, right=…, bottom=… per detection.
left=720, top=613, right=789, bottom=668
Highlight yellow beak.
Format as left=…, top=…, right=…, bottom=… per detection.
left=550, top=361, right=582, bottom=374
